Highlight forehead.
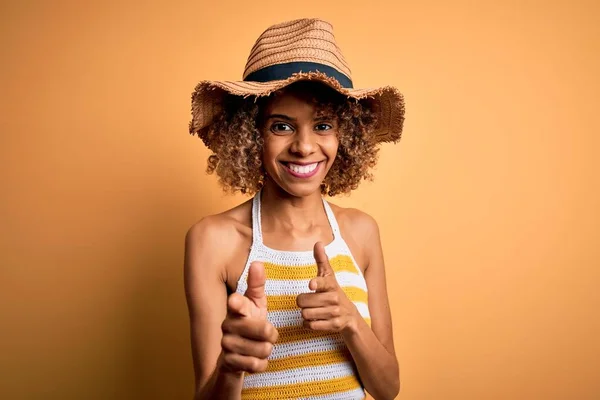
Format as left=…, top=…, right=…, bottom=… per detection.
left=261, top=81, right=344, bottom=116
left=263, top=91, right=317, bottom=116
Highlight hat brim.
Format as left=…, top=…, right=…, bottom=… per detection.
left=190, top=71, right=405, bottom=146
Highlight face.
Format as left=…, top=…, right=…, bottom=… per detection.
left=259, top=87, right=339, bottom=198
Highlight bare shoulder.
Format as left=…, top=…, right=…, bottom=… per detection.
left=184, top=199, right=253, bottom=286
left=328, top=202, right=380, bottom=241
left=327, top=202, right=381, bottom=272
left=185, top=200, right=253, bottom=245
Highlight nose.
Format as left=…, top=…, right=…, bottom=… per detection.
left=289, top=128, right=317, bottom=157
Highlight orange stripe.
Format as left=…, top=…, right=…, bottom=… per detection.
left=276, top=324, right=337, bottom=344
left=267, top=286, right=368, bottom=312
left=246, top=348, right=352, bottom=374
left=340, top=286, right=369, bottom=304
left=241, top=375, right=363, bottom=400
left=263, top=255, right=358, bottom=280
left=275, top=318, right=371, bottom=344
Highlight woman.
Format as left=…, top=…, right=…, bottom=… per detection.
left=185, top=18, right=405, bottom=400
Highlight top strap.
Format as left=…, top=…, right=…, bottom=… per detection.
left=321, top=198, right=341, bottom=239
left=251, top=190, right=263, bottom=246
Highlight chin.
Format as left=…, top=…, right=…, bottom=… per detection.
left=273, top=181, right=321, bottom=198
left=267, top=177, right=325, bottom=198
left=287, top=184, right=323, bottom=198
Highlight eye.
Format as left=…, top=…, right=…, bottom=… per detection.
left=271, top=123, right=294, bottom=134
left=315, top=123, right=333, bottom=132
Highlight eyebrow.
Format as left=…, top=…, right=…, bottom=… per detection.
left=264, top=114, right=333, bottom=122
left=265, top=114, right=296, bottom=122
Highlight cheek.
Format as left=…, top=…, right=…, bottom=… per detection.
left=261, top=136, right=274, bottom=157
left=262, top=137, right=284, bottom=164
left=325, top=136, right=340, bottom=159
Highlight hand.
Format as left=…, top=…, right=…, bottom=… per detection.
left=296, top=242, right=360, bottom=334
left=220, top=262, right=279, bottom=374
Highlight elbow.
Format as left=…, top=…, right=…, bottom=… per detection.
left=370, top=371, right=399, bottom=400
left=385, top=366, right=401, bottom=400
left=374, top=387, right=399, bottom=400
left=386, top=379, right=400, bottom=400
left=393, top=379, right=401, bottom=399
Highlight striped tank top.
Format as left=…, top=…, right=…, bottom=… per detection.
left=235, top=190, right=370, bottom=400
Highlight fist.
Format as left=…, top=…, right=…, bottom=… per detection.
left=220, top=262, right=279, bottom=374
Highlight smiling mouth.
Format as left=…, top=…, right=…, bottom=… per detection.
left=280, top=161, right=323, bottom=178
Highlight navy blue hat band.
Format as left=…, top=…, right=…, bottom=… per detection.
left=244, top=61, right=353, bottom=89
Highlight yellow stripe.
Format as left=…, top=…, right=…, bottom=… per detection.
left=258, top=348, right=352, bottom=373
left=341, top=286, right=369, bottom=304
left=267, top=286, right=368, bottom=312
left=276, top=319, right=372, bottom=344
left=263, top=255, right=358, bottom=280
left=267, top=295, right=298, bottom=311
left=276, top=324, right=337, bottom=344
left=241, top=375, right=363, bottom=400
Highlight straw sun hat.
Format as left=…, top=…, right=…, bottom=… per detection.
left=189, top=18, right=405, bottom=147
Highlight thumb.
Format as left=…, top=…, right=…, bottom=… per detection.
left=314, top=242, right=334, bottom=277
left=244, top=261, right=267, bottom=310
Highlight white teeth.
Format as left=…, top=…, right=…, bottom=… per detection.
left=288, top=162, right=318, bottom=174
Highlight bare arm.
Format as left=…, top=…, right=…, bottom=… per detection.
left=297, top=211, right=399, bottom=399
left=184, top=217, right=277, bottom=400
left=342, top=213, right=400, bottom=399
left=184, top=218, right=243, bottom=398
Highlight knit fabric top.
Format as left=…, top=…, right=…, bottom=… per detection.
left=235, top=190, right=370, bottom=400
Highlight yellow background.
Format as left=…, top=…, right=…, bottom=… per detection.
left=1, top=0, right=599, bottom=399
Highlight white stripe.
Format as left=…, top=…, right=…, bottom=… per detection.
left=252, top=242, right=352, bottom=266
left=243, top=361, right=356, bottom=388
left=336, top=273, right=368, bottom=292
left=269, top=335, right=346, bottom=360
left=354, top=303, right=370, bottom=320
left=299, top=387, right=366, bottom=400
left=268, top=309, right=303, bottom=328
left=268, top=303, right=371, bottom=328
left=263, top=272, right=368, bottom=295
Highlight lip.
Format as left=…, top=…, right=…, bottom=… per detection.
left=283, top=160, right=322, bottom=166
left=281, top=161, right=322, bottom=178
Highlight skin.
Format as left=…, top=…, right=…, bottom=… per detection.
left=184, top=88, right=400, bottom=400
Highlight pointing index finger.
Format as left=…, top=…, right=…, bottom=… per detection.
left=314, top=241, right=334, bottom=277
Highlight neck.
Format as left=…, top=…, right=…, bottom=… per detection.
left=260, top=180, right=326, bottom=230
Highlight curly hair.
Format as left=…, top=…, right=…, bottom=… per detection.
left=203, top=81, right=380, bottom=196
